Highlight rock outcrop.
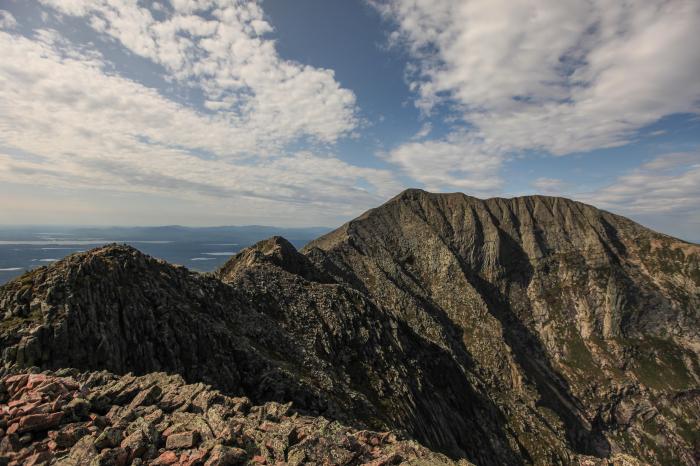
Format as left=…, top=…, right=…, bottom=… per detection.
left=1, top=190, right=698, bottom=465
left=0, top=370, right=464, bottom=465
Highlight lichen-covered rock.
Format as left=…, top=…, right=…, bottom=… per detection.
left=165, top=431, right=199, bottom=450
left=0, top=370, right=466, bottom=466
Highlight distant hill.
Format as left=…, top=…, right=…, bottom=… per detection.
left=0, top=224, right=331, bottom=245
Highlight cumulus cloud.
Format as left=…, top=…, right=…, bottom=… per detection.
left=383, top=132, right=503, bottom=193
left=39, top=0, right=357, bottom=149
left=373, top=0, right=700, bottom=190
left=1, top=29, right=268, bottom=161
left=0, top=10, right=17, bottom=29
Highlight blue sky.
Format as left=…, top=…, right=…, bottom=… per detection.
left=0, top=0, right=699, bottom=241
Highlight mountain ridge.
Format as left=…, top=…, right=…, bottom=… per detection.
left=1, top=191, right=698, bottom=465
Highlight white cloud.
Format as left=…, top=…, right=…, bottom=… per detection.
left=411, top=122, right=432, bottom=140
left=532, top=177, right=566, bottom=195
left=373, top=0, right=700, bottom=192
left=0, top=10, right=17, bottom=29
left=39, top=0, right=358, bottom=149
left=0, top=29, right=266, bottom=160
left=0, top=6, right=400, bottom=225
left=383, top=132, right=503, bottom=193
left=583, top=152, right=700, bottom=215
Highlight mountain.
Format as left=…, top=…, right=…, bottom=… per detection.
left=1, top=190, right=698, bottom=465
left=304, top=189, right=700, bottom=463
left=0, top=241, right=517, bottom=464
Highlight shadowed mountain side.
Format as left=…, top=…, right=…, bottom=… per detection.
left=0, top=241, right=520, bottom=464
left=217, top=236, right=522, bottom=463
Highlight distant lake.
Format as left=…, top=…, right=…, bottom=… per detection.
left=0, top=225, right=330, bottom=285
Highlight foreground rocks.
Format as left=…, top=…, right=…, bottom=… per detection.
left=0, top=370, right=467, bottom=465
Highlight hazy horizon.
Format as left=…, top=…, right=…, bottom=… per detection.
left=0, top=223, right=332, bottom=284
left=0, top=193, right=699, bottom=244
left=0, top=192, right=698, bottom=245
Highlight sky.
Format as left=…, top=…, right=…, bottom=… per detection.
left=0, top=0, right=699, bottom=241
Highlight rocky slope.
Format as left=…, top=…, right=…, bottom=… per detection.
left=0, top=242, right=519, bottom=464
left=0, top=189, right=698, bottom=465
left=216, top=236, right=527, bottom=463
left=304, top=189, right=700, bottom=465
left=0, top=369, right=464, bottom=465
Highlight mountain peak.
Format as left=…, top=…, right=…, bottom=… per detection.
left=308, top=189, right=618, bottom=256
left=387, top=189, right=595, bottom=214
left=217, top=235, right=328, bottom=283
left=301, top=189, right=700, bottom=463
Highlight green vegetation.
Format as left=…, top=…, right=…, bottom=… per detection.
left=689, top=263, right=700, bottom=286
left=656, top=246, right=685, bottom=275
left=675, top=415, right=700, bottom=446
left=563, top=333, right=599, bottom=374
left=629, top=337, right=693, bottom=391
left=640, top=239, right=696, bottom=279
left=0, top=306, right=42, bottom=333
left=638, top=238, right=652, bottom=256
left=638, top=428, right=680, bottom=466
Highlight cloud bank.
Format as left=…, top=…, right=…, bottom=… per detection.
left=374, top=0, right=700, bottom=202
left=585, top=152, right=700, bottom=215
left=0, top=1, right=401, bottom=224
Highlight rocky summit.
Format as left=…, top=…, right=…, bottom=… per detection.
left=1, top=190, right=698, bottom=466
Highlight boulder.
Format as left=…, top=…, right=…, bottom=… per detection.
left=165, top=430, right=200, bottom=450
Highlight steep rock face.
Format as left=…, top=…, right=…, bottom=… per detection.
left=304, top=189, right=700, bottom=465
left=217, top=236, right=521, bottom=464
left=0, top=244, right=342, bottom=415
